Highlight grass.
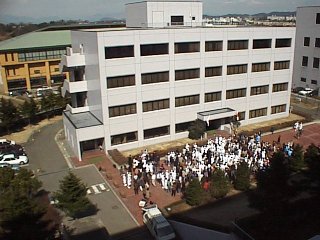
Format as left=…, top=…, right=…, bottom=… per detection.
left=88, top=156, right=105, bottom=165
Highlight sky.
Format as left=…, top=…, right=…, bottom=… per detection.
left=0, top=0, right=319, bottom=23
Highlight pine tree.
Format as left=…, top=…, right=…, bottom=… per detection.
left=289, top=144, right=305, bottom=172
left=304, top=143, right=320, bottom=183
left=188, top=119, right=206, bottom=140
left=55, top=171, right=95, bottom=219
left=209, top=169, right=231, bottom=199
left=0, top=168, right=52, bottom=240
left=20, top=98, right=38, bottom=125
left=0, top=98, right=19, bottom=133
left=234, top=161, right=251, bottom=191
left=185, top=178, right=204, bottom=206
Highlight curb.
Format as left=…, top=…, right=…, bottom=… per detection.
left=54, top=129, right=74, bottom=169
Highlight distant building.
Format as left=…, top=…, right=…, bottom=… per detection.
left=61, top=0, right=295, bottom=160
left=0, top=30, right=71, bottom=95
left=292, top=6, right=320, bottom=93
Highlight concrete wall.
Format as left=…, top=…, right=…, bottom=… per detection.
left=293, top=6, right=320, bottom=92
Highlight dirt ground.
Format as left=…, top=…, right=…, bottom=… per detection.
left=1, top=116, right=62, bottom=144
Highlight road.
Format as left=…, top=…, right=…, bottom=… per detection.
left=23, top=120, right=141, bottom=238
left=23, top=120, right=69, bottom=192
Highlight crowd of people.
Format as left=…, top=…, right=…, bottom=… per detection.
left=119, top=131, right=297, bottom=202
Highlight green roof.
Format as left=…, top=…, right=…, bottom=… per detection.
left=0, top=30, right=71, bottom=52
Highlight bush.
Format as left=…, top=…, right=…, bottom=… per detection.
left=209, top=169, right=231, bottom=199
left=185, top=178, right=205, bottom=206
left=289, top=144, right=305, bottom=172
left=188, top=119, right=206, bottom=140
left=234, top=161, right=251, bottom=191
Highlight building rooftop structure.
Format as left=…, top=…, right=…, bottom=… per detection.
left=0, top=30, right=71, bottom=52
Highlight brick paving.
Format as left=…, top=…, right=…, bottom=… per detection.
left=70, top=122, right=320, bottom=226
left=71, top=151, right=182, bottom=225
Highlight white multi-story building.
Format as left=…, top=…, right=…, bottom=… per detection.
left=61, top=0, right=295, bottom=160
left=292, top=6, right=320, bottom=93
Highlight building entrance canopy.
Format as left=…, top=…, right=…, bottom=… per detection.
left=197, top=108, right=236, bottom=125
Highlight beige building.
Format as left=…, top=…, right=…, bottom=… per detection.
left=0, top=30, right=71, bottom=95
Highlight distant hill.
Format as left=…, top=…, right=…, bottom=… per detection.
left=205, top=11, right=296, bottom=18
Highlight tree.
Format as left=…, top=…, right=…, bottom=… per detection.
left=230, top=115, right=241, bottom=136
left=0, top=168, right=52, bottom=240
left=40, top=94, right=54, bottom=119
left=188, top=119, right=206, bottom=140
left=304, top=143, right=320, bottom=183
left=209, top=169, right=231, bottom=199
left=0, top=98, right=19, bottom=133
left=20, top=98, right=38, bottom=125
left=289, top=144, right=305, bottom=172
left=185, top=178, right=205, bottom=206
left=250, top=152, right=293, bottom=213
left=234, top=161, right=251, bottom=191
left=55, top=172, right=95, bottom=219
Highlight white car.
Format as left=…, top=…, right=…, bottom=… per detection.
left=0, top=139, right=15, bottom=145
left=0, top=154, right=29, bottom=165
left=298, top=88, right=313, bottom=96
left=142, top=205, right=175, bottom=240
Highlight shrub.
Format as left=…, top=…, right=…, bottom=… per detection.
left=234, top=161, right=251, bottom=191
left=188, top=119, right=206, bottom=140
left=185, top=178, right=205, bottom=206
left=209, top=169, right=231, bottom=199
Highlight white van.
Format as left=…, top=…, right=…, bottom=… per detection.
left=36, top=87, right=52, bottom=97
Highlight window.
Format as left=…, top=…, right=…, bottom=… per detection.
left=175, top=42, right=200, bottom=53
left=175, top=68, right=200, bottom=81
left=175, top=121, right=193, bottom=133
left=7, top=79, right=27, bottom=90
left=252, top=62, right=270, bottom=72
left=313, top=57, right=319, bottom=68
left=107, top=75, right=135, bottom=89
left=315, top=38, right=320, bottom=48
left=30, top=77, right=46, bottom=87
left=273, top=83, right=288, bottom=92
left=34, top=70, right=41, bottom=74
left=142, top=99, right=169, bottom=112
left=302, top=56, right=308, bottom=67
left=144, top=126, right=170, bottom=139
left=238, top=111, right=246, bottom=121
left=171, top=16, right=184, bottom=25
left=253, top=39, right=272, bottom=49
left=175, top=95, right=200, bottom=107
left=227, top=64, right=247, bottom=75
left=54, top=68, right=60, bottom=72
left=111, top=131, right=138, bottom=145
left=226, top=88, right=246, bottom=99
left=275, top=38, right=292, bottom=48
left=271, top=104, right=286, bottom=114
left=304, top=37, right=310, bottom=46
left=274, top=61, right=290, bottom=70
left=109, top=103, right=136, bottom=117
left=205, top=66, right=222, bottom=77
left=105, top=45, right=134, bottom=59
left=316, top=13, right=320, bottom=24
left=205, top=91, right=222, bottom=102
left=227, top=40, right=248, bottom=50
left=301, top=77, right=306, bottom=82
left=192, top=17, right=195, bottom=21
left=141, top=71, right=169, bottom=84
left=249, top=107, right=267, bottom=119
left=17, top=49, right=66, bottom=62
left=251, top=85, right=269, bottom=96
left=205, top=41, right=223, bottom=51
left=140, top=43, right=168, bottom=56
left=311, top=80, right=318, bottom=85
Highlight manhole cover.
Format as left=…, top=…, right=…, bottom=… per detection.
left=112, top=205, right=119, bottom=209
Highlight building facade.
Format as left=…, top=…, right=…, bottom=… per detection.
left=62, top=1, right=295, bottom=160
left=292, top=6, right=320, bottom=93
left=0, top=30, right=71, bottom=95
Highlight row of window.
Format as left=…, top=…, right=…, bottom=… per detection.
left=104, top=38, right=292, bottom=59
left=303, top=37, right=320, bottom=48
left=108, top=84, right=288, bottom=117
left=300, top=78, right=318, bottom=85
left=110, top=104, right=287, bottom=145
left=106, top=61, right=290, bottom=89
left=17, top=49, right=67, bottom=62
left=302, top=56, right=320, bottom=68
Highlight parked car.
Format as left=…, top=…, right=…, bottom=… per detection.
left=298, top=87, right=314, bottom=96
left=0, top=139, right=15, bottom=145
left=0, top=143, right=25, bottom=154
left=0, top=154, right=29, bottom=165
left=292, top=87, right=304, bottom=93
left=0, top=162, right=10, bottom=168
left=142, top=205, right=175, bottom=240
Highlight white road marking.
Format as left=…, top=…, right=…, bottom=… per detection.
left=91, top=185, right=101, bottom=194
left=99, top=183, right=107, bottom=191
left=87, top=189, right=92, bottom=195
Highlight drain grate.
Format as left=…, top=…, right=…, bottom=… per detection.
left=112, top=205, right=119, bottom=209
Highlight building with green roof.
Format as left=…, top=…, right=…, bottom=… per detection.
left=0, top=30, right=71, bottom=94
